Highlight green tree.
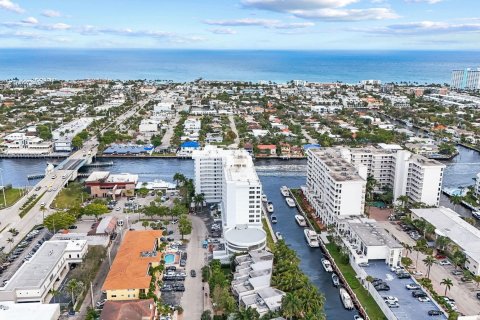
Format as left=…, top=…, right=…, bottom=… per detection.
left=423, top=255, right=436, bottom=279
left=85, top=307, right=99, bottom=320
left=44, top=211, right=76, bottom=232
left=171, top=203, right=188, bottom=220
left=401, top=256, right=413, bottom=269
left=81, top=203, right=109, bottom=219
left=142, top=220, right=150, bottom=229
left=233, top=307, right=260, bottom=320
left=66, top=279, right=84, bottom=306
left=193, top=193, right=205, bottom=210
left=404, top=244, right=413, bottom=257
left=49, top=288, right=60, bottom=303
left=179, top=214, right=192, bottom=239
left=6, top=238, right=14, bottom=249
left=71, top=135, right=84, bottom=149
left=137, top=187, right=149, bottom=197
left=450, top=195, right=463, bottom=211
left=200, top=310, right=212, bottom=320
left=281, top=292, right=302, bottom=319
left=440, top=278, right=453, bottom=296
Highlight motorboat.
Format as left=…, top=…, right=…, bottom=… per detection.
left=340, top=287, right=354, bottom=310
left=261, top=194, right=268, bottom=202
left=271, top=215, right=277, bottom=224
left=332, top=273, right=340, bottom=287
left=275, top=231, right=283, bottom=240
left=304, top=229, right=319, bottom=248
left=295, top=215, right=307, bottom=227
left=267, top=201, right=274, bottom=213
left=321, top=258, right=333, bottom=272
left=285, top=197, right=296, bottom=208
left=280, top=186, right=289, bottom=197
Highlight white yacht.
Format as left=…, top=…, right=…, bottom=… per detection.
left=295, top=215, right=307, bottom=227
left=321, top=258, right=333, bottom=272
left=304, top=229, right=319, bottom=247
left=267, top=201, right=274, bottom=213
left=261, top=194, right=268, bottom=202
left=285, top=197, right=296, bottom=208
left=332, top=273, right=340, bottom=287
left=280, top=186, right=289, bottom=197
left=275, top=231, right=283, bottom=240
left=340, top=287, right=354, bottom=310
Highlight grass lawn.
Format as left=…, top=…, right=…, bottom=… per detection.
left=52, top=182, right=88, bottom=209
left=0, top=188, right=24, bottom=208
left=262, top=218, right=275, bottom=250
left=326, top=243, right=386, bottom=320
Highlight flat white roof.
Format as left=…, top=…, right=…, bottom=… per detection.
left=411, top=207, right=480, bottom=262
left=225, top=226, right=266, bottom=246
left=0, top=301, right=60, bottom=320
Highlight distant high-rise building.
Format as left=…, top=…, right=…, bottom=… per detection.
left=451, top=68, right=480, bottom=90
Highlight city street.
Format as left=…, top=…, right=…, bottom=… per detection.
left=180, top=215, right=209, bottom=319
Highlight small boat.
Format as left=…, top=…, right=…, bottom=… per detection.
left=271, top=215, right=277, bottom=224
left=267, top=201, right=274, bottom=213
left=280, top=186, right=289, bottom=197
left=304, top=229, right=319, bottom=248
left=275, top=231, right=283, bottom=240
left=285, top=197, right=296, bottom=208
left=332, top=273, right=340, bottom=287
left=261, top=194, right=268, bottom=202
left=472, top=211, right=480, bottom=220
left=295, top=215, right=307, bottom=227
left=340, top=287, right=354, bottom=310
left=321, top=258, right=333, bottom=272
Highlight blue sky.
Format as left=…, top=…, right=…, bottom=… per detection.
left=0, top=0, right=479, bottom=49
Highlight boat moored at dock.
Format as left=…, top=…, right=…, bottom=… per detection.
left=285, top=197, right=296, bottom=207
left=304, top=229, right=319, bottom=247
left=339, top=287, right=354, bottom=310
left=280, top=186, right=289, bottom=197
left=267, top=201, right=274, bottom=213
left=322, top=258, right=333, bottom=272
left=295, top=215, right=307, bottom=227
left=332, top=273, right=340, bottom=287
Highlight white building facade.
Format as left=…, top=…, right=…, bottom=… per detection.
left=451, top=68, right=480, bottom=90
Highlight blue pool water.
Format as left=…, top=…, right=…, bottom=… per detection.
left=164, top=253, right=175, bottom=264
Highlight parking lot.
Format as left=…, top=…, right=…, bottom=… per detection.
left=380, top=220, right=480, bottom=316
left=363, top=261, right=446, bottom=319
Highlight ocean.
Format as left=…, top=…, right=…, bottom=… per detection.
left=0, top=49, right=479, bottom=83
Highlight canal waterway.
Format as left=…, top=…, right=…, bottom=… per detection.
left=1, top=147, right=479, bottom=318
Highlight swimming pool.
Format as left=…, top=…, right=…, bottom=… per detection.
left=164, top=254, right=175, bottom=264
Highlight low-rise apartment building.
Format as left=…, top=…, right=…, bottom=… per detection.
left=85, top=171, right=138, bottom=199
left=411, top=207, right=480, bottom=276
left=102, top=230, right=163, bottom=301
left=0, top=240, right=87, bottom=303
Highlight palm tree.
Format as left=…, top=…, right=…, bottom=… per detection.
left=173, top=172, right=186, bottom=187
left=40, top=206, right=47, bottom=223
left=8, top=228, right=18, bottom=237
left=450, top=195, right=462, bottom=211
left=404, top=244, right=413, bottom=258
left=473, top=275, right=480, bottom=289
left=66, top=279, right=83, bottom=306
left=49, top=288, right=60, bottom=303
left=193, top=193, right=205, bottom=211
left=440, top=278, right=453, bottom=296
left=281, top=292, right=301, bottom=320
left=423, top=255, right=436, bottom=279
left=233, top=307, right=260, bottom=320
left=6, top=238, right=14, bottom=249
left=366, top=174, right=377, bottom=202
left=397, top=195, right=410, bottom=214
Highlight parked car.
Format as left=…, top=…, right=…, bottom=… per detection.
left=397, top=272, right=411, bottom=279
left=382, top=296, right=398, bottom=303
left=451, top=270, right=463, bottom=276
left=428, top=310, right=442, bottom=316
left=358, top=262, right=369, bottom=267
left=439, top=260, right=451, bottom=266
left=412, top=290, right=427, bottom=298
left=96, top=299, right=106, bottom=308
left=476, top=292, right=480, bottom=300
left=406, top=283, right=420, bottom=290
left=180, top=259, right=186, bottom=267
left=461, top=276, right=473, bottom=283
left=387, top=301, right=400, bottom=308
left=190, top=270, right=196, bottom=277
left=166, top=266, right=176, bottom=272
left=418, top=297, right=431, bottom=302
left=375, top=284, right=390, bottom=291
left=68, top=225, right=78, bottom=229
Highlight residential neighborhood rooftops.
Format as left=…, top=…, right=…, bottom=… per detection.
left=100, top=298, right=156, bottom=320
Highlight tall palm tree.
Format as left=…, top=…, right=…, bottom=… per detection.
left=404, top=244, right=413, bottom=258
left=440, top=278, right=453, bottom=296
left=49, top=288, right=60, bottom=303
left=450, top=195, right=462, bottom=211
left=173, top=172, right=186, bottom=186
left=66, top=279, right=83, bottom=306
left=6, top=238, right=14, bottom=249
left=423, top=255, right=436, bottom=279
left=40, top=206, right=47, bottom=223
left=8, top=228, right=18, bottom=237
left=397, top=195, right=410, bottom=214
left=193, top=193, right=205, bottom=210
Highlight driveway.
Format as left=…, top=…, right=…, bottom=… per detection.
left=180, top=215, right=209, bottom=319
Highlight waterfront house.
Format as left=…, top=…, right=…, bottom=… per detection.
left=256, top=144, right=277, bottom=157
left=85, top=171, right=138, bottom=199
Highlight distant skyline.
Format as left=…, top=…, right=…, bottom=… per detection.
left=0, top=0, right=479, bottom=50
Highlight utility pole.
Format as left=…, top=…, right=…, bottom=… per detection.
left=90, top=282, right=94, bottom=306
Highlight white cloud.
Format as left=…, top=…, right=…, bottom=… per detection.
left=0, top=0, right=24, bottom=13
left=204, top=18, right=314, bottom=29
left=242, top=0, right=358, bottom=11
left=21, top=17, right=38, bottom=24
left=41, top=9, right=62, bottom=17
left=292, top=8, right=399, bottom=21
left=209, top=28, right=237, bottom=34
left=405, top=0, right=442, bottom=4
left=241, top=0, right=398, bottom=21
left=353, top=20, right=480, bottom=35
